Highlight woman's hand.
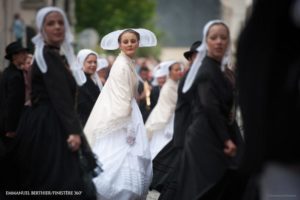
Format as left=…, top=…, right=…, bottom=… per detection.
left=224, top=139, right=237, bottom=157
left=5, top=131, right=16, bottom=138
left=67, top=134, right=81, bottom=152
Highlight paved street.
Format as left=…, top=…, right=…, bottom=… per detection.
left=146, top=190, right=160, bottom=200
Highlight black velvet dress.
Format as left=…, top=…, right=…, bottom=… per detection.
left=14, top=45, right=91, bottom=199
left=77, top=74, right=100, bottom=126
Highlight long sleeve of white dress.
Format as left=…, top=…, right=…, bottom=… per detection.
left=145, top=78, right=178, bottom=139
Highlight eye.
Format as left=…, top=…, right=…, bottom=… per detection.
left=58, top=20, right=64, bottom=26
left=220, top=35, right=228, bottom=40
left=46, top=20, right=55, bottom=26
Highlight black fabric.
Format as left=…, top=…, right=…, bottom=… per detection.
left=30, top=45, right=82, bottom=135
left=236, top=1, right=300, bottom=199
left=237, top=0, right=300, bottom=173
left=138, top=80, right=151, bottom=122
left=0, top=64, right=25, bottom=134
left=150, top=141, right=181, bottom=192
left=149, top=85, right=160, bottom=110
left=77, top=74, right=100, bottom=126
left=10, top=45, right=95, bottom=199
left=0, top=63, right=25, bottom=195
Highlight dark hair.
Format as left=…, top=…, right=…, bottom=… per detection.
left=118, top=29, right=140, bottom=43
left=139, top=67, right=149, bottom=74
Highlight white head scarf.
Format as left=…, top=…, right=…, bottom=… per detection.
left=182, top=20, right=231, bottom=93
left=152, top=61, right=183, bottom=86
left=32, top=6, right=86, bottom=86
left=100, top=28, right=157, bottom=50
left=76, top=49, right=104, bottom=90
left=97, top=58, right=109, bottom=71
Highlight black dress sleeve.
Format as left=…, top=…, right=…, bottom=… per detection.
left=42, top=48, right=82, bottom=135
left=197, top=69, right=230, bottom=143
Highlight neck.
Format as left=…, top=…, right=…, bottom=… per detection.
left=121, top=51, right=134, bottom=59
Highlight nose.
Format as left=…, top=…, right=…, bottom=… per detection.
left=54, top=22, right=62, bottom=29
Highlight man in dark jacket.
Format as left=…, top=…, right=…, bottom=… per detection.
left=0, top=41, right=28, bottom=192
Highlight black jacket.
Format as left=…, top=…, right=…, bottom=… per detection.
left=0, top=63, right=25, bottom=134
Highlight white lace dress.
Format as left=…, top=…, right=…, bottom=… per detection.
left=84, top=52, right=152, bottom=200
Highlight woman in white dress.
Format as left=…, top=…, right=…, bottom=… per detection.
left=84, top=28, right=157, bottom=200
left=145, top=61, right=183, bottom=159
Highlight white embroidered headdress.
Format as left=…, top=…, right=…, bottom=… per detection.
left=100, top=28, right=157, bottom=50
left=32, top=6, right=86, bottom=85
left=182, top=20, right=231, bottom=93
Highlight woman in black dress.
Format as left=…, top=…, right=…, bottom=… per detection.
left=150, top=41, right=201, bottom=194
left=172, top=19, right=243, bottom=200
left=14, top=6, right=96, bottom=199
left=76, top=49, right=103, bottom=126
left=156, top=20, right=243, bottom=200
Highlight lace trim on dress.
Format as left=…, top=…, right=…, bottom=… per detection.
left=92, top=116, right=131, bottom=146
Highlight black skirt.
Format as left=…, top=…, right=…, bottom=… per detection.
left=150, top=141, right=182, bottom=194
left=14, top=103, right=86, bottom=198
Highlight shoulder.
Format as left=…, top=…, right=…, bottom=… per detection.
left=111, top=57, right=131, bottom=75
left=5, top=65, right=23, bottom=79
left=197, top=57, right=221, bottom=79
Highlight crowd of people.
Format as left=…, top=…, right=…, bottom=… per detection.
left=1, top=1, right=299, bottom=199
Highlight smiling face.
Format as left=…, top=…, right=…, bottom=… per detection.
left=83, top=54, right=97, bottom=75
left=206, top=24, right=229, bottom=62
left=118, top=31, right=139, bottom=58
left=42, top=11, right=65, bottom=47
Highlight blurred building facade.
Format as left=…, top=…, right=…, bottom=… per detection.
left=157, top=0, right=253, bottom=63
left=0, top=0, right=253, bottom=70
left=0, top=0, right=75, bottom=70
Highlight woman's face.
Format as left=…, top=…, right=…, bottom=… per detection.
left=42, top=11, right=65, bottom=46
left=83, top=54, right=97, bottom=75
left=23, top=54, right=33, bottom=71
left=119, top=32, right=139, bottom=58
left=169, top=63, right=183, bottom=81
left=157, top=76, right=166, bottom=87
left=206, top=24, right=229, bottom=61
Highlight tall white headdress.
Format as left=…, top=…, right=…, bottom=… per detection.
left=100, top=28, right=157, bottom=50
left=32, top=6, right=86, bottom=86
left=182, top=20, right=231, bottom=93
